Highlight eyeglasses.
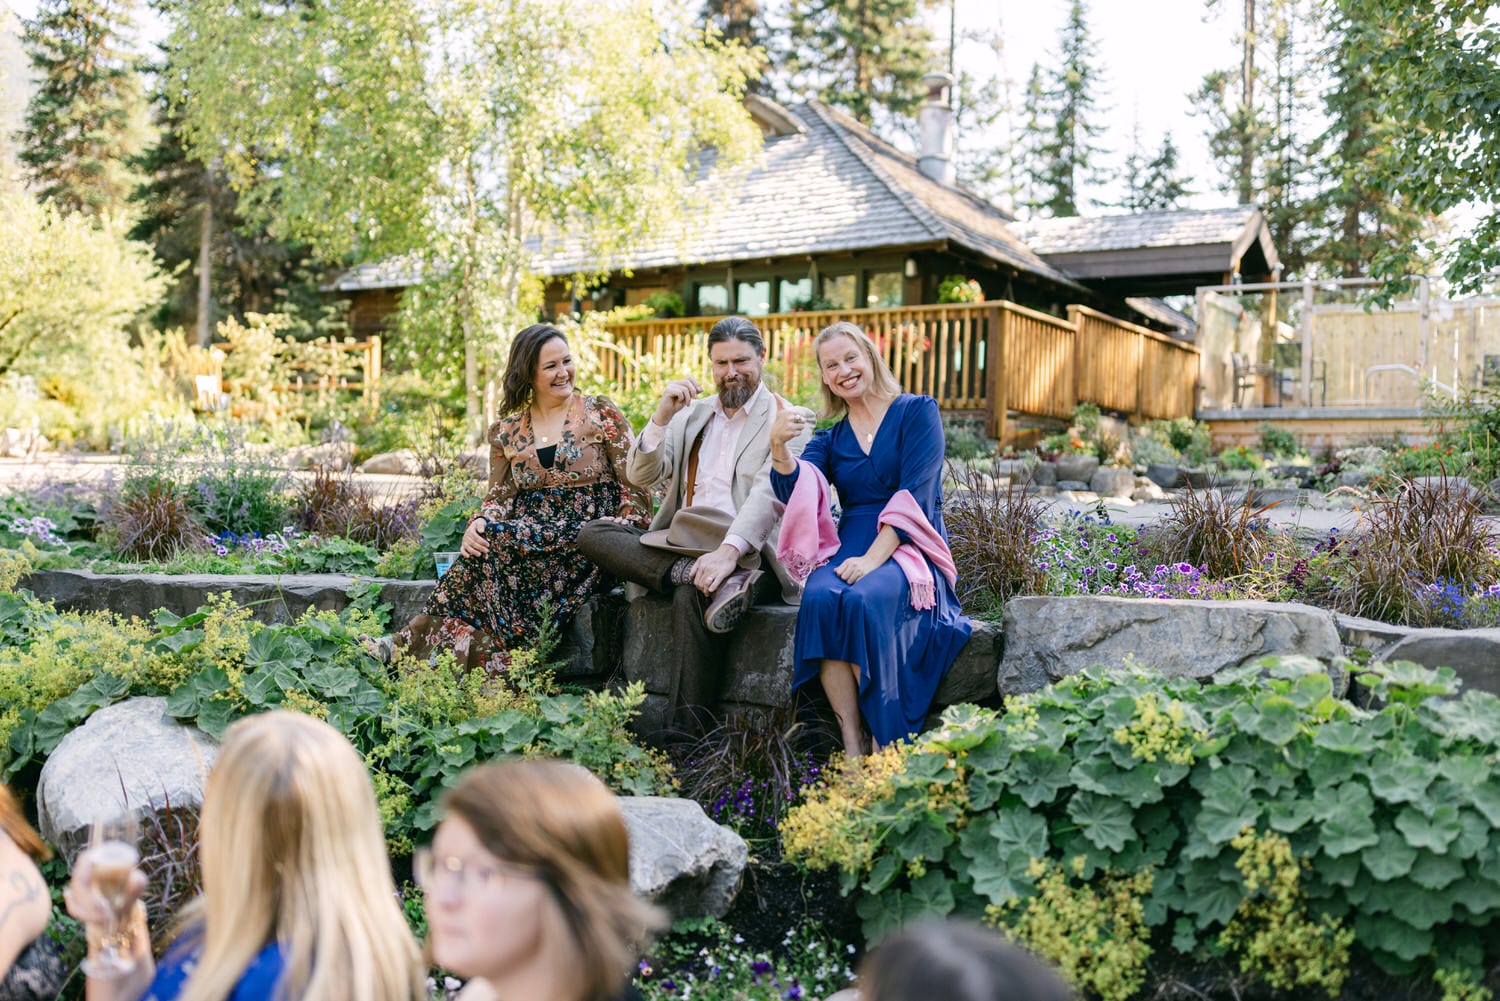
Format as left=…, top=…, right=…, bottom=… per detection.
left=413, top=847, right=543, bottom=892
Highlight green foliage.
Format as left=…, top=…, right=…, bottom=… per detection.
left=1031, top=0, right=1109, bottom=216
left=1216, top=444, right=1266, bottom=472
left=1258, top=421, right=1305, bottom=460
left=1379, top=440, right=1464, bottom=483
left=937, top=275, right=984, bottom=305
left=0, top=585, right=673, bottom=856
left=168, top=0, right=763, bottom=428
left=1427, top=384, right=1500, bottom=485
left=636, top=917, right=855, bottom=1001
left=1327, top=0, right=1500, bottom=298
left=0, top=185, right=175, bottom=445
left=641, top=290, right=686, bottom=319
left=942, top=417, right=992, bottom=462
left=1040, top=402, right=1119, bottom=463
left=780, top=658, right=1500, bottom=994
left=1143, top=481, right=1281, bottom=579
left=18, top=0, right=149, bottom=218
left=782, top=0, right=935, bottom=130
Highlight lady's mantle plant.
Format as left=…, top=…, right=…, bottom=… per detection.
left=781, top=657, right=1500, bottom=1001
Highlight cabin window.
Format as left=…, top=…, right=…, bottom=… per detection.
left=821, top=274, right=856, bottom=310
left=866, top=271, right=903, bottom=307
left=695, top=283, right=730, bottom=315
left=736, top=280, right=772, bottom=316
left=778, top=278, right=813, bottom=311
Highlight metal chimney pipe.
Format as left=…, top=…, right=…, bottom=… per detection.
left=917, top=71, right=955, bottom=186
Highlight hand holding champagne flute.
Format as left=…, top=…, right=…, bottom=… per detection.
left=66, top=812, right=147, bottom=980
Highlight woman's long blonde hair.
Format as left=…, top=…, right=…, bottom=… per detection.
left=811, top=321, right=902, bottom=418
left=442, top=759, right=665, bottom=1001
left=183, top=711, right=423, bottom=1001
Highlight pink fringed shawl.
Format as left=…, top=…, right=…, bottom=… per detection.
left=776, top=459, right=958, bottom=610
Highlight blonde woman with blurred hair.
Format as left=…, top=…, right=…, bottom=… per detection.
left=66, top=711, right=425, bottom=1001
left=421, top=759, right=663, bottom=1001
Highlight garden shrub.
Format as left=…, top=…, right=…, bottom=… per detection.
left=1131, top=417, right=1212, bottom=468
left=944, top=463, right=1049, bottom=618
left=0, top=579, right=673, bottom=856
left=104, top=473, right=207, bottom=562
left=636, top=917, right=855, bottom=1001
left=1147, top=481, right=1281, bottom=579
left=1427, top=384, right=1500, bottom=485
left=1257, top=421, right=1305, bottom=461
left=1318, top=473, right=1500, bottom=625
left=942, top=417, right=992, bottom=461
left=671, top=706, right=827, bottom=846
left=781, top=657, right=1500, bottom=998
left=1215, top=444, right=1265, bottom=471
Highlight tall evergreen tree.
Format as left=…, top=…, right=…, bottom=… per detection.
left=949, top=18, right=1014, bottom=209
left=1034, top=0, right=1109, bottom=217
left=1014, top=62, right=1048, bottom=216
left=18, top=0, right=149, bottom=217
left=1115, top=125, right=1192, bottom=212
left=1303, top=7, right=1431, bottom=278
left=782, top=0, right=937, bottom=131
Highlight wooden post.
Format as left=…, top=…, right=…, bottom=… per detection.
left=368, top=335, right=382, bottom=406
left=986, top=304, right=1008, bottom=443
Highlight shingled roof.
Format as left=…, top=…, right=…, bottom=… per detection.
left=334, top=100, right=1084, bottom=293
left=1009, top=205, right=1280, bottom=291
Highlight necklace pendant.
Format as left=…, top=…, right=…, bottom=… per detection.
left=540, top=435, right=549, bottom=444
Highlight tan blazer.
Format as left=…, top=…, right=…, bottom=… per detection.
left=626, top=387, right=810, bottom=603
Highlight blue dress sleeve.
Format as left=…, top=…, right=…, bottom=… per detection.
left=770, top=427, right=831, bottom=502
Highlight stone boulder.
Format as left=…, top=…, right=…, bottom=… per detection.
left=1145, top=463, right=1185, bottom=489
left=1132, top=480, right=1168, bottom=502
left=359, top=449, right=420, bottom=475
left=1055, top=454, right=1100, bottom=483
left=1090, top=466, right=1136, bottom=498
left=1381, top=628, right=1500, bottom=696
left=283, top=441, right=355, bottom=470
left=1055, top=480, right=1091, bottom=492
left=38, top=697, right=219, bottom=861
left=999, top=596, right=1344, bottom=692
left=619, top=796, right=747, bottom=918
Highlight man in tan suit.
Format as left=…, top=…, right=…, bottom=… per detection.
left=577, top=315, right=810, bottom=734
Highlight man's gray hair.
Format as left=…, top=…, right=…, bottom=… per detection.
left=706, top=315, right=765, bottom=356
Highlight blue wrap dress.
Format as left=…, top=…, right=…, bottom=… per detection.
left=770, top=394, right=972, bottom=745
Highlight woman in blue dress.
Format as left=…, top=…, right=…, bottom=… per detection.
left=770, top=321, right=971, bottom=754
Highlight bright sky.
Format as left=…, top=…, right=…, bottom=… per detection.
left=6, top=0, right=1239, bottom=213
left=943, top=0, right=1237, bottom=213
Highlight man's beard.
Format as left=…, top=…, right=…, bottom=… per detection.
left=717, top=372, right=759, bottom=410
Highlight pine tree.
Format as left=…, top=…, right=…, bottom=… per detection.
left=783, top=0, right=937, bottom=131
left=1014, top=63, right=1049, bottom=216
left=1304, top=6, right=1431, bottom=277
left=1034, top=0, right=1109, bottom=217
left=1116, top=126, right=1191, bottom=212
left=18, top=0, right=149, bottom=217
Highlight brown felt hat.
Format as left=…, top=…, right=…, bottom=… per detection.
left=640, top=506, right=736, bottom=557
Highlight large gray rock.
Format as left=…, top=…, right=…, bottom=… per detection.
left=1055, top=454, right=1100, bottom=483
left=1381, top=628, right=1500, bottom=696
left=358, top=449, right=420, bottom=475
left=619, top=796, right=747, bottom=918
left=38, top=697, right=219, bottom=861
left=1090, top=466, right=1136, bottom=498
left=283, top=441, right=354, bottom=470
left=1146, top=463, right=1185, bottom=489
left=1024, top=461, right=1057, bottom=486
left=999, top=596, right=1344, bottom=692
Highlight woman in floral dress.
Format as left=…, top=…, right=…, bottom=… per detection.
left=382, top=324, right=649, bottom=674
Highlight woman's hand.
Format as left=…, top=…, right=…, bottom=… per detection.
left=64, top=848, right=151, bottom=977
left=459, top=518, right=491, bottom=558
left=834, top=554, right=884, bottom=584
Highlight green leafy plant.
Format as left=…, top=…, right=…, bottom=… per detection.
left=937, top=274, right=984, bottom=304
left=942, top=417, right=993, bottom=462
left=641, top=290, right=686, bottom=318
left=1257, top=421, right=1305, bottom=460
left=781, top=657, right=1500, bottom=998
left=636, top=917, right=855, bottom=1001
left=1216, top=444, right=1265, bottom=471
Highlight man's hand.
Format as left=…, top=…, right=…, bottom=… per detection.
left=460, top=518, right=491, bottom=558
left=770, top=396, right=813, bottom=455
left=652, top=377, right=704, bottom=427
left=691, top=543, right=742, bottom=595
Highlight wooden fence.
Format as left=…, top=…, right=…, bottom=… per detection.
left=600, top=301, right=1199, bottom=441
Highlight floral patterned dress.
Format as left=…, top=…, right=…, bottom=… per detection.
left=398, top=394, right=649, bottom=674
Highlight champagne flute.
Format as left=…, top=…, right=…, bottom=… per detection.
left=80, top=812, right=141, bottom=979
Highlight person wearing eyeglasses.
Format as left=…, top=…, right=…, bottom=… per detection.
left=65, top=711, right=426, bottom=1001
left=418, top=759, right=663, bottom=1001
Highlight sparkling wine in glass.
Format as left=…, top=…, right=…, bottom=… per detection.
left=80, top=813, right=140, bottom=979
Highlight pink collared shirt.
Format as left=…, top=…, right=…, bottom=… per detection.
left=639, top=382, right=768, bottom=555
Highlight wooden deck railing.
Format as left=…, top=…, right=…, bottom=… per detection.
left=599, top=301, right=1198, bottom=441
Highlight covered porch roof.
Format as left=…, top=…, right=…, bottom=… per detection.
left=1012, top=205, right=1281, bottom=299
